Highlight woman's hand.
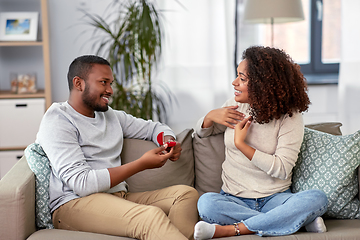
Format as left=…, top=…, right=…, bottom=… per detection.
left=234, top=116, right=255, bottom=160
left=234, top=116, right=252, bottom=143
left=203, top=106, right=245, bottom=129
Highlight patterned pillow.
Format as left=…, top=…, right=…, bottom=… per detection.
left=25, top=143, right=54, bottom=229
left=292, top=127, right=360, bottom=219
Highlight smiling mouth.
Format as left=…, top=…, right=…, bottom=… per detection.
left=102, top=95, right=111, bottom=104
left=235, top=90, right=242, bottom=95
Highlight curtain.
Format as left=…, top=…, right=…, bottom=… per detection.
left=156, top=0, right=236, bottom=133
left=338, top=0, right=360, bottom=135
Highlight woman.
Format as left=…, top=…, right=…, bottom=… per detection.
left=194, top=46, right=328, bottom=239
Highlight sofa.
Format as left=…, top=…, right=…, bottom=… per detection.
left=1, top=122, right=360, bottom=240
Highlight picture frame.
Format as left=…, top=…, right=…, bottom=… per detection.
left=0, top=12, right=39, bottom=41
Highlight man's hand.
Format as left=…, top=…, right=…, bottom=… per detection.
left=164, top=135, right=182, bottom=161
left=108, top=145, right=174, bottom=188
left=138, top=146, right=174, bottom=170
left=203, top=106, right=245, bottom=129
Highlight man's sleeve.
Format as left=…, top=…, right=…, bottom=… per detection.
left=115, top=110, right=175, bottom=146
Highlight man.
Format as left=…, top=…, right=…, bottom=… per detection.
left=36, top=55, right=199, bottom=240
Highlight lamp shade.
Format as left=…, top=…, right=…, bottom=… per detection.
left=243, top=0, right=304, bottom=24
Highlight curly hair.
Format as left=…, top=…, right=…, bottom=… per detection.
left=241, top=46, right=310, bottom=124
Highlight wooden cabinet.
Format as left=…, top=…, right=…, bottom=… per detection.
left=0, top=0, right=51, bottom=176
left=0, top=98, right=45, bottom=149
left=0, top=150, right=23, bottom=179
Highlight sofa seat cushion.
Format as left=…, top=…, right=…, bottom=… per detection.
left=215, top=219, right=360, bottom=239
left=27, top=229, right=133, bottom=240
left=292, top=127, right=360, bottom=219
left=27, top=219, right=360, bottom=240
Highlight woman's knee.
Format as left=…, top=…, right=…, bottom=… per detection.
left=311, top=189, right=328, bottom=209
left=308, top=190, right=328, bottom=205
left=297, top=189, right=328, bottom=210
left=197, top=192, right=221, bottom=217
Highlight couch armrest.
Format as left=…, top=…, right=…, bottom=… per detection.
left=0, top=156, right=36, bottom=240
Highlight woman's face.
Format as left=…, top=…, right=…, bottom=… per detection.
left=232, top=60, right=249, bottom=103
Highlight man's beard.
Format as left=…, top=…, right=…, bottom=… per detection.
left=82, top=84, right=109, bottom=112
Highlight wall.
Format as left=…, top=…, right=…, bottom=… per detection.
left=303, top=85, right=339, bottom=126
left=47, top=0, right=112, bottom=103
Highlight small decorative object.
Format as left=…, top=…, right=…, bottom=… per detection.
left=17, top=73, right=37, bottom=94
left=0, top=12, right=39, bottom=41
left=10, top=73, right=18, bottom=93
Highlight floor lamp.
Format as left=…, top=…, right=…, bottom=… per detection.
left=243, top=0, right=305, bottom=47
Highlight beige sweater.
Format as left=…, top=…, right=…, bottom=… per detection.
left=196, top=98, right=304, bottom=198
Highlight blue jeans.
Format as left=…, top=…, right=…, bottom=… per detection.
left=197, top=189, right=328, bottom=237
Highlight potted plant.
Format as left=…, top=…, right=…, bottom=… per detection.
left=82, top=0, right=176, bottom=122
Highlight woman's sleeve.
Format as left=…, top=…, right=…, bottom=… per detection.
left=250, top=113, right=304, bottom=180
left=195, top=116, right=227, bottom=138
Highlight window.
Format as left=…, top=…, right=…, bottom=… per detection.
left=299, top=0, right=341, bottom=75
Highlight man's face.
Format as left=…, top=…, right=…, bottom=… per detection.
left=82, top=64, right=114, bottom=112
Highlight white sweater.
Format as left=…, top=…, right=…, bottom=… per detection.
left=196, top=98, right=304, bottom=198
left=36, top=102, right=175, bottom=213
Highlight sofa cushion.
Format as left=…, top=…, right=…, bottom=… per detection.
left=292, top=127, right=360, bottom=219
left=24, top=143, right=54, bottom=229
left=121, top=128, right=195, bottom=192
left=305, top=122, right=342, bottom=136
left=193, top=132, right=225, bottom=196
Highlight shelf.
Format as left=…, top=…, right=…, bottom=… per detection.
left=0, top=147, right=26, bottom=151
left=0, top=90, right=45, bottom=99
left=0, top=41, right=43, bottom=47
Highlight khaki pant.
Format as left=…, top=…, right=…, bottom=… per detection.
left=52, top=185, right=199, bottom=240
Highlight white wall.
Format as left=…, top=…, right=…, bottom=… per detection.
left=47, top=0, right=112, bottom=103
left=303, top=85, right=339, bottom=125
